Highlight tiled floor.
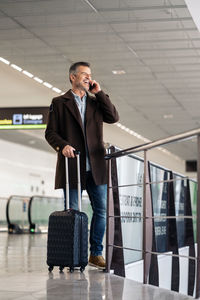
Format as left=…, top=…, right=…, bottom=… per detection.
left=0, top=233, right=194, bottom=300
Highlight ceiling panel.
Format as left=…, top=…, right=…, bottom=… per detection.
left=120, top=31, right=190, bottom=41
left=15, top=13, right=103, bottom=28
left=0, top=130, right=54, bottom=153
left=0, top=16, right=20, bottom=29
left=0, top=0, right=89, bottom=16
left=0, top=28, right=33, bottom=40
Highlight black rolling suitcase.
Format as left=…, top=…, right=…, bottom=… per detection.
left=47, top=152, right=88, bottom=273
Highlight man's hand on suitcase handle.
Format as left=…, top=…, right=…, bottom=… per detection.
left=73, top=150, right=80, bottom=155
left=62, top=145, right=80, bottom=158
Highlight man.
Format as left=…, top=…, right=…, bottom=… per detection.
left=45, top=61, right=119, bottom=269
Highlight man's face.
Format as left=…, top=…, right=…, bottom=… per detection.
left=71, top=66, right=92, bottom=92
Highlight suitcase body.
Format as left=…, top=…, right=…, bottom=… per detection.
left=47, top=152, right=88, bottom=273
left=47, top=209, right=88, bottom=272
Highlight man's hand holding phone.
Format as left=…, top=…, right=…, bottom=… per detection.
left=89, top=80, right=101, bottom=94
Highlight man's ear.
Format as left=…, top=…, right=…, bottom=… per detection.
left=70, top=73, right=75, bottom=83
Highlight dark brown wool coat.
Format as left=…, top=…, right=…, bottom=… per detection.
left=45, top=90, right=119, bottom=189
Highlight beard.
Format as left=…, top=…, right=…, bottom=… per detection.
left=75, top=82, right=88, bottom=92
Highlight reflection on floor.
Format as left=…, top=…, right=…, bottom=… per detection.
left=0, top=233, right=194, bottom=300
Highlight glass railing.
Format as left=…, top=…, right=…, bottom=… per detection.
left=0, top=197, right=8, bottom=231
left=28, top=196, right=63, bottom=233
left=189, top=179, right=198, bottom=242
left=28, top=194, right=91, bottom=233
left=6, top=193, right=92, bottom=234
left=106, top=128, right=200, bottom=298
left=6, top=195, right=30, bottom=233
left=116, top=154, right=144, bottom=265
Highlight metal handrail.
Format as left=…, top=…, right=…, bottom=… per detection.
left=105, top=127, right=200, bottom=159
left=106, top=127, right=200, bottom=298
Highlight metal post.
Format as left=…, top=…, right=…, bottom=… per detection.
left=76, top=154, right=81, bottom=212
left=143, top=150, right=147, bottom=284
left=195, top=134, right=200, bottom=298
left=106, top=158, right=112, bottom=273
left=65, top=157, right=69, bottom=210
left=142, top=150, right=154, bottom=285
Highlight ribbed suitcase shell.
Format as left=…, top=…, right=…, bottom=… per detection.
left=47, top=209, right=88, bottom=271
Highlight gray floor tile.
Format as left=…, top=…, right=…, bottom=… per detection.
left=0, top=232, right=196, bottom=300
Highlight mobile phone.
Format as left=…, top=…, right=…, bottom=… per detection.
left=89, top=83, right=96, bottom=91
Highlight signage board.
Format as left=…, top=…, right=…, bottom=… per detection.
left=117, top=155, right=143, bottom=264
left=0, top=107, right=49, bottom=129
left=150, top=167, right=169, bottom=253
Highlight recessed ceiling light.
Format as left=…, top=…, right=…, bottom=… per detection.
left=112, top=70, right=126, bottom=75
left=43, top=82, right=52, bottom=88
left=11, top=64, right=22, bottom=71
left=22, top=70, right=34, bottom=78
left=163, top=114, right=173, bottom=119
left=1, top=56, right=64, bottom=97
left=52, top=87, right=62, bottom=93
left=0, top=57, right=10, bottom=65
left=114, top=122, right=181, bottom=161
left=29, top=140, right=36, bottom=145
left=34, top=77, right=43, bottom=83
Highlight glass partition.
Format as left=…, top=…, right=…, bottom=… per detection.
left=150, top=166, right=169, bottom=253
left=189, top=180, right=197, bottom=242
left=7, top=196, right=30, bottom=231
left=116, top=155, right=144, bottom=264
left=30, top=196, right=63, bottom=230
left=29, top=194, right=91, bottom=232
left=107, top=137, right=198, bottom=297
left=0, top=197, right=8, bottom=231
left=173, top=175, right=187, bottom=248
left=108, top=150, right=197, bottom=296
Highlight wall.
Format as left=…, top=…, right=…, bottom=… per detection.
left=0, top=138, right=61, bottom=198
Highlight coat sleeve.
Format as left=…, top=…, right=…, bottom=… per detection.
left=45, top=99, right=70, bottom=153
left=95, top=90, right=119, bottom=123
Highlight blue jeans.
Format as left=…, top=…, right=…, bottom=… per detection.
left=63, top=171, right=107, bottom=256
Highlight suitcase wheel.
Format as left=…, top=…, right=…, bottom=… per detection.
left=69, top=267, right=74, bottom=273
left=48, top=266, right=54, bottom=272
left=80, top=267, right=85, bottom=273
left=59, top=266, right=64, bottom=273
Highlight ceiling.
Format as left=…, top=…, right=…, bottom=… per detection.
left=0, top=129, right=54, bottom=153
left=0, top=0, right=200, bottom=160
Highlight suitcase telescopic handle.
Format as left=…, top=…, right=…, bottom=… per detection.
left=73, top=150, right=80, bottom=155
left=65, top=151, right=81, bottom=211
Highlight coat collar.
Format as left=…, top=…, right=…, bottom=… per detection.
left=62, top=90, right=83, bottom=133
left=62, top=89, right=76, bottom=101
left=63, top=90, right=94, bottom=127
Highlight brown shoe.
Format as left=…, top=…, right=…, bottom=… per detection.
left=89, top=255, right=106, bottom=270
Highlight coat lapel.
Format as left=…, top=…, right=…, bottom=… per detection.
left=63, top=90, right=84, bottom=134
left=85, top=94, right=94, bottom=125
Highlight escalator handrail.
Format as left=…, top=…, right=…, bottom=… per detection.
left=6, top=195, right=31, bottom=229
left=28, top=195, right=63, bottom=230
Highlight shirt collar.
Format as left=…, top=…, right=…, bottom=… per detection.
left=71, top=90, right=87, bottom=101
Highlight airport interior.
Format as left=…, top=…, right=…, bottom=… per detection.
left=1, top=0, right=200, bottom=299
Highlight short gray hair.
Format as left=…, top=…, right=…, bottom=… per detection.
left=69, top=61, right=90, bottom=83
